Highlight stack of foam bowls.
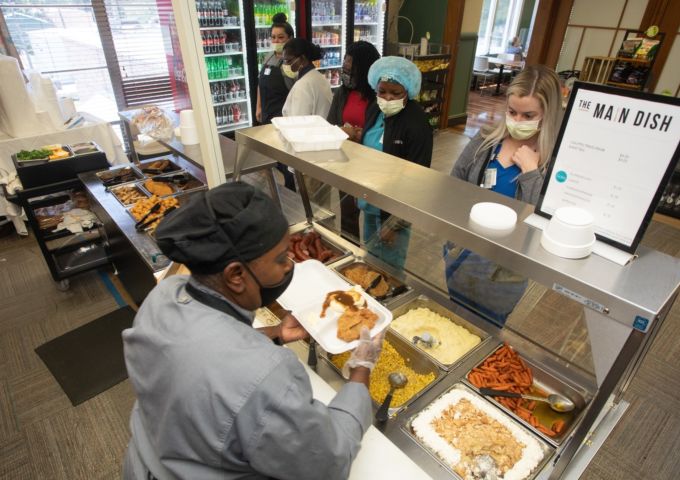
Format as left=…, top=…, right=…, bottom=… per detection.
left=179, top=109, right=199, bottom=145
left=540, top=206, right=595, bottom=259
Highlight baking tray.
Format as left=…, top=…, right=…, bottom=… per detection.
left=97, top=165, right=144, bottom=187
left=402, top=382, right=554, bottom=480
left=322, top=329, right=443, bottom=418
left=333, top=257, right=412, bottom=304
left=388, top=295, right=490, bottom=371
left=463, top=343, right=590, bottom=445
left=126, top=192, right=189, bottom=233
left=137, top=158, right=182, bottom=176
left=108, top=183, right=149, bottom=207
left=288, top=224, right=351, bottom=265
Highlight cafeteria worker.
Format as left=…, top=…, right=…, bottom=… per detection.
left=122, top=182, right=383, bottom=480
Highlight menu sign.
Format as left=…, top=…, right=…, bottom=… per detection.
left=536, top=82, right=680, bottom=253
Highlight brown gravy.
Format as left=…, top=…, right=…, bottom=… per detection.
left=321, top=290, right=358, bottom=317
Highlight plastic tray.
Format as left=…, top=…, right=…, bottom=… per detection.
left=277, top=260, right=392, bottom=354
left=271, top=115, right=330, bottom=130
left=279, top=125, right=348, bottom=152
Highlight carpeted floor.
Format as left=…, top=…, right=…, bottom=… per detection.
left=1, top=128, right=679, bottom=478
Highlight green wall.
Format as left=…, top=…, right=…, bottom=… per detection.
left=449, top=33, right=477, bottom=120
left=398, top=0, right=448, bottom=44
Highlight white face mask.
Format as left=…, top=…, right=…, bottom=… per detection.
left=273, top=43, right=284, bottom=54
left=281, top=63, right=298, bottom=79
left=505, top=115, right=541, bottom=140
left=377, top=97, right=406, bottom=117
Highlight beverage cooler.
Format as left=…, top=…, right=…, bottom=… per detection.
left=351, top=0, right=387, bottom=55
left=308, top=0, right=348, bottom=89
left=197, top=0, right=252, bottom=132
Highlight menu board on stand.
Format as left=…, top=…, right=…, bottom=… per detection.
left=196, top=0, right=253, bottom=133
left=309, top=0, right=347, bottom=89
left=351, top=0, right=386, bottom=55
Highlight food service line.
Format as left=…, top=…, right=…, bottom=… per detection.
left=233, top=124, right=680, bottom=479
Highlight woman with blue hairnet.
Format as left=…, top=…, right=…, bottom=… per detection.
left=358, top=56, right=432, bottom=270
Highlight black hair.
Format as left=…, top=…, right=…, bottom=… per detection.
left=345, top=41, right=381, bottom=100
left=271, top=13, right=294, bottom=39
left=283, top=38, right=324, bottom=62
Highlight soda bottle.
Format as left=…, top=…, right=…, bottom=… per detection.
left=233, top=104, right=241, bottom=122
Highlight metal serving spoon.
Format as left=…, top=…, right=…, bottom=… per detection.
left=479, top=387, right=575, bottom=413
left=375, top=372, right=408, bottom=422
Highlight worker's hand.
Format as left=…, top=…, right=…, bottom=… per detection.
left=511, top=145, right=540, bottom=174
left=255, top=107, right=262, bottom=123
left=342, top=327, right=385, bottom=378
left=278, top=313, right=309, bottom=343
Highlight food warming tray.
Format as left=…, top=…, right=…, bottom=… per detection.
left=288, top=224, right=351, bottom=266
left=463, top=343, right=590, bottom=445
left=388, top=295, right=490, bottom=371
left=333, top=257, right=412, bottom=304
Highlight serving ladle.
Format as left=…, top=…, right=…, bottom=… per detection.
left=479, top=387, right=575, bottom=413
left=375, top=372, right=408, bottom=422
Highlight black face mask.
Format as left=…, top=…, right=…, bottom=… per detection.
left=243, top=261, right=294, bottom=308
left=341, top=72, right=355, bottom=89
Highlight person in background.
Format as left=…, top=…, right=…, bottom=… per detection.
left=506, top=36, right=523, bottom=57
left=358, top=56, right=432, bottom=270
left=281, top=38, right=332, bottom=117
left=327, top=41, right=381, bottom=242
left=255, top=13, right=295, bottom=191
left=282, top=38, right=334, bottom=206
left=122, top=182, right=384, bottom=480
left=445, top=65, right=562, bottom=326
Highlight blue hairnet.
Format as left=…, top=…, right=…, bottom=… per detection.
left=368, top=56, right=422, bottom=99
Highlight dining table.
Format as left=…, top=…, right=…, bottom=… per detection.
left=483, top=56, right=525, bottom=95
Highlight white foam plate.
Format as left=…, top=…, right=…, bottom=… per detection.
left=271, top=115, right=330, bottom=130
left=277, top=260, right=392, bottom=354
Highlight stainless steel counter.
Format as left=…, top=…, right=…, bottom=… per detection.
left=235, top=124, right=680, bottom=331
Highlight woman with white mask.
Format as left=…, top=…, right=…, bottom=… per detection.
left=358, top=56, right=433, bottom=270
left=281, top=38, right=332, bottom=118
left=450, top=64, right=562, bottom=203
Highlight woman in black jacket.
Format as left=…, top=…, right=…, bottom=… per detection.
left=358, top=56, right=433, bottom=269
left=327, top=41, right=380, bottom=241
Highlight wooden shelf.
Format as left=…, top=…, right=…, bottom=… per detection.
left=606, top=81, right=642, bottom=89
left=653, top=212, right=680, bottom=230
left=615, top=56, right=652, bottom=64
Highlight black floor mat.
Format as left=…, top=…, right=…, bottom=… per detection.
left=36, top=306, right=135, bottom=406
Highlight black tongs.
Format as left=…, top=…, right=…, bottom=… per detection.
left=138, top=205, right=177, bottom=231
left=134, top=203, right=161, bottom=230
left=151, top=172, right=191, bottom=184
left=375, top=284, right=408, bottom=302
left=367, top=274, right=384, bottom=292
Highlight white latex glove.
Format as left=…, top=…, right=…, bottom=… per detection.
left=342, top=327, right=385, bottom=378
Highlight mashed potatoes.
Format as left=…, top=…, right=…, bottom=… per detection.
left=391, top=307, right=481, bottom=365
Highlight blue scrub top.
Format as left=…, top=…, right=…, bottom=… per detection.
left=488, top=143, right=521, bottom=198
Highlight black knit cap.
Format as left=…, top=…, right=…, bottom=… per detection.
left=155, top=182, right=288, bottom=274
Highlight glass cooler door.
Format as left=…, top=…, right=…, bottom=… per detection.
left=352, top=0, right=386, bottom=55
left=310, top=0, right=347, bottom=89
left=196, top=0, right=252, bottom=132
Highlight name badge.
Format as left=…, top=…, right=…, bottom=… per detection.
left=264, top=67, right=271, bottom=76
left=481, top=168, right=497, bottom=188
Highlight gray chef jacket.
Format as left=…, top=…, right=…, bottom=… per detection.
left=122, top=275, right=372, bottom=480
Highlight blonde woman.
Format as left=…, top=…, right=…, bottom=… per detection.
left=451, top=64, right=562, bottom=204
left=445, top=65, right=562, bottom=326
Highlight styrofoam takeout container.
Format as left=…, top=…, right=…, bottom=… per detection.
left=277, top=260, right=392, bottom=354
left=279, top=125, right=349, bottom=152
left=271, top=115, right=330, bottom=130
